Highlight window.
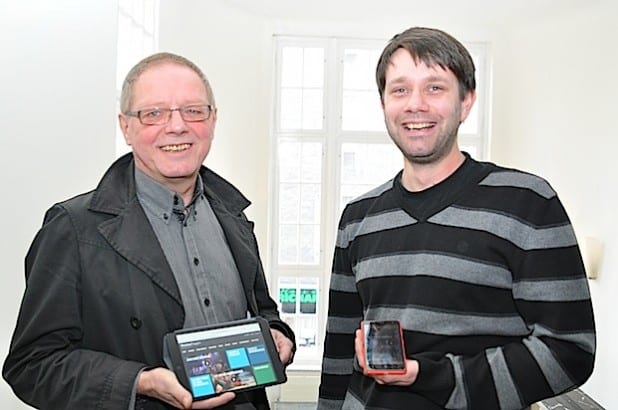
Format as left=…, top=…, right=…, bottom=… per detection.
left=115, top=0, right=159, bottom=158
left=270, top=36, right=490, bottom=368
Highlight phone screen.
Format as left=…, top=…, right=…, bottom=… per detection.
left=363, top=320, right=405, bottom=373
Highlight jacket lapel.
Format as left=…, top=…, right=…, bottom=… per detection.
left=89, top=154, right=257, bottom=310
left=209, top=197, right=258, bottom=311
left=97, top=199, right=182, bottom=304
left=89, top=154, right=182, bottom=305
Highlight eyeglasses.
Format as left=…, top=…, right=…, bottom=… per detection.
left=125, top=104, right=214, bottom=125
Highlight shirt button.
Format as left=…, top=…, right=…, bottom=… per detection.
left=203, top=298, right=211, bottom=307
left=130, top=317, right=142, bottom=329
left=193, top=257, right=199, bottom=266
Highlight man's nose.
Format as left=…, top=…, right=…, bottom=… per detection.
left=166, top=109, right=188, bottom=131
left=405, top=90, right=429, bottom=112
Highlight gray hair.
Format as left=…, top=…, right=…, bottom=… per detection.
left=120, top=52, right=215, bottom=113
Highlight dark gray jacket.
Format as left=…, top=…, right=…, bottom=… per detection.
left=3, top=154, right=294, bottom=409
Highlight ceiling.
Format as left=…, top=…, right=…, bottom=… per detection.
left=222, top=0, right=594, bottom=28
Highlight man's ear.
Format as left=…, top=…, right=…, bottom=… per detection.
left=460, top=90, right=476, bottom=123
left=118, top=114, right=132, bottom=146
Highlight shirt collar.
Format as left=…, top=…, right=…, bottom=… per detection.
left=134, top=167, right=204, bottom=222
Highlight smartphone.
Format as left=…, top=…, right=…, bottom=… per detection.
left=362, top=320, right=406, bottom=375
left=163, top=317, right=287, bottom=400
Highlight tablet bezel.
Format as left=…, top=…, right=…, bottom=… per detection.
left=163, top=317, right=287, bottom=401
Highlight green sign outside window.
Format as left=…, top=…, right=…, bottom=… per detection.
left=300, top=288, right=317, bottom=314
left=279, top=287, right=297, bottom=313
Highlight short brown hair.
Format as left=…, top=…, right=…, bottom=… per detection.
left=376, top=27, right=476, bottom=102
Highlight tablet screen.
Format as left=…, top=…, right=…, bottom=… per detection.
left=174, top=320, right=283, bottom=399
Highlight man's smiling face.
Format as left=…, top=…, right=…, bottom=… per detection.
left=119, top=62, right=217, bottom=188
left=382, top=48, right=474, bottom=165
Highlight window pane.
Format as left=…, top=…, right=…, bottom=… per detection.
left=299, top=288, right=317, bottom=314
left=300, top=184, right=320, bottom=224
left=343, top=48, right=380, bottom=89
left=280, top=88, right=323, bottom=130
left=340, top=143, right=401, bottom=212
left=277, top=277, right=319, bottom=349
left=300, top=143, right=321, bottom=183
left=279, top=183, right=300, bottom=223
left=342, top=48, right=383, bottom=131
left=280, top=88, right=302, bottom=129
left=341, top=143, right=401, bottom=183
left=342, top=90, right=384, bottom=131
left=278, top=277, right=298, bottom=314
left=303, top=48, right=324, bottom=88
left=299, top=225, right=320, bottom=264
left=281, top=47, right=303, bottom=87
left=302, top=89, right=323, bottom=129
left=279, top=287, right=297, bottom=314
left=278, top=141, right=322, bottom=265
left=278, top=225, right=298, bottom=264
left=280, top=46, right=324, bottom=131
left=279, top=141, right=301, bottom=182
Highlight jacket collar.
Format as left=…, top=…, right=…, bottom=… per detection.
left=89, top=153, right=251, bottom=216
left=88, top=153, right=258, bottom=310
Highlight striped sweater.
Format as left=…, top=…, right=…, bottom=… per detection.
left=317, top=155, right=595, bottom=410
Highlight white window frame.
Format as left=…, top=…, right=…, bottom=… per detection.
left=270, top=36, right=491, bottom=369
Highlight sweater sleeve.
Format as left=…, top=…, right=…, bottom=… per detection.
left=317, top=215, right=364, bottom=410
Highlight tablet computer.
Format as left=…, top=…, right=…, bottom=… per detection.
left=163, top=317, right=287, bottom=400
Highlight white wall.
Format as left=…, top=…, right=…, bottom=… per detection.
left=491, top=1, right=618, bottom=406
left=0, top=0, right=615, bottom=408
left=0, top=1, right=119, bottom=408
left=157, top=1, right=618, bottom=407
left=157, top=0, right=274, bottom=260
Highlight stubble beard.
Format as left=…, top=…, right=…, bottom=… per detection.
left=386, top=106, right=462, bottom=166
left=386, top=122, right=459, bottom=166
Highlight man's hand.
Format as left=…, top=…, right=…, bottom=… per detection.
left=271, top=328, right=295, bottom=367
left=137, top=367, right=236, bottom=409
left=192, top=392, right=236, bottom=409
left=354, top=328, right=419, bottom=386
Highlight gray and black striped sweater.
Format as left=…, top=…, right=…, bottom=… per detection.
left=318, top=154, right=595, bottom=410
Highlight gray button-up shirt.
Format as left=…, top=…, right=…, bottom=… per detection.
left=135, top=168, right=248, bottom=328
left=131, top=169, right=256, bottom=409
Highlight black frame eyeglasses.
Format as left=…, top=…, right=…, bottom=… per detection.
left=125, top=104, right=214, bottom=125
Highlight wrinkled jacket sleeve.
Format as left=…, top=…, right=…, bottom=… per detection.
left=2, top=205, right=145, bottom=409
